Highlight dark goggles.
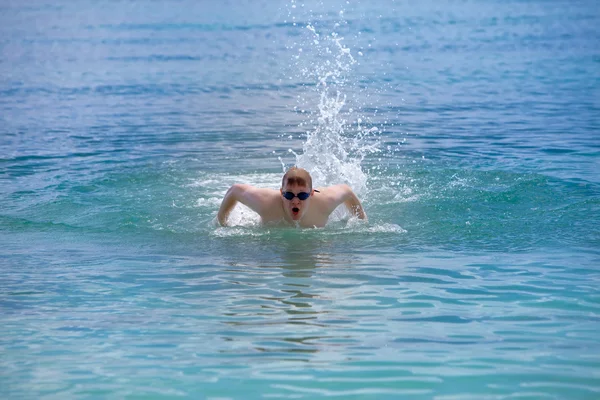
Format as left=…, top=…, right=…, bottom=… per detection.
left=282, top=189, right=319, bottom=201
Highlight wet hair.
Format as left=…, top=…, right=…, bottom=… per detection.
left=282, top=167, right=312, bottom=189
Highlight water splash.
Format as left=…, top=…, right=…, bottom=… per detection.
left=285, top=6, right=380, bottom=197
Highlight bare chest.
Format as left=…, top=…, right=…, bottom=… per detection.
left=261, top=204, right=329, bottom=228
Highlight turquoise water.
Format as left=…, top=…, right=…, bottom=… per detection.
left=2, top=0, right=600, bottom=398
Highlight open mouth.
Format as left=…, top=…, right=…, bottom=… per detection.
left=292, top=207, right=300, bottom=215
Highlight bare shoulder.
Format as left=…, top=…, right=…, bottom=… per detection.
left=315, top=184, right=366, bottom=220
left=316, top=184, right=354, bottom=201
left=233, top=184, right=278, bottom=198
left=231, top=184, right=280, bottom=213
left=312, top=184, right=353, bottom=212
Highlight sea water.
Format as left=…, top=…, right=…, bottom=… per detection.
left=1, top=0, right=599, bottom=398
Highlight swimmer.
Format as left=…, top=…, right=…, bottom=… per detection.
left=217, top=167, right=367, bottom=227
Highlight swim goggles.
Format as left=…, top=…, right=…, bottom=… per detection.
left=282, top=189, right=319, bottom=201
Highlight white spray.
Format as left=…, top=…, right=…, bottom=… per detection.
left=285, top=7, right=380, bottom=198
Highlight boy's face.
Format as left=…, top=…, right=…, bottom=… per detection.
left=281, top=184, right=312, bottom=221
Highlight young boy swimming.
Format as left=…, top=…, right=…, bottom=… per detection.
left=217, top=167, right=367, bottom=227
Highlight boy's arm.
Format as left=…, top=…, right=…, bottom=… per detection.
left=343, top=187, right=367, bottom=220
left=323, top=184, right=367, bottom=220
left=217, top=184, right=274, bottom=226
left=217, top=184, right=241, bottom=226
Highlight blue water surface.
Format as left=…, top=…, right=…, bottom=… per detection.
left=1, top=0, right=600, bottom=398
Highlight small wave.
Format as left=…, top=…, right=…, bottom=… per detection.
left=195, top=197, right=221, bottom=208
left=392, top=186, right=421, bottom=203
left=211, top=227, right=266, bottom=238
left=324, top=220, right=406, bottom=235
left=366, top=223, right=407, bottom=233
left=187, top=179, right=221, bottom=187
left=190, top=172, right=282, bottom=191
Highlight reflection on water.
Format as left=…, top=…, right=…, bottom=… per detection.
left=2, top=235, right=598, bottom=397
left=216, top=232, right=362, bottom=358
